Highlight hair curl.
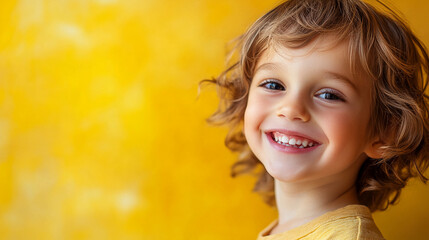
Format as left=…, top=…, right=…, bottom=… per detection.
left=205, top=0, right=429, bottom=212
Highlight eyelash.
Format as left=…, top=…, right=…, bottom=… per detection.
left=258, top=79, right=285, bottom=91
left=316, top=89, right=345, bottom=102
left=258, top=79, right=345, bottom=102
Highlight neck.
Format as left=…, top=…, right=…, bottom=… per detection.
left=273, top=175, right=360, bottom=232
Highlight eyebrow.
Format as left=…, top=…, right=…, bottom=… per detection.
left=323, top=71, right=358, bottom=92
left=254, top=62, right=280, bottom=73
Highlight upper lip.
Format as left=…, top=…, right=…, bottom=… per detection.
left=265, top=129, right=321, bottom=144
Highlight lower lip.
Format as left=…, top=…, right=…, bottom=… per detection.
left=265, top=133, right=320, bottom=154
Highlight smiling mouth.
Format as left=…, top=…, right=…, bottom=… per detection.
left=270, top=132, right=320, bottom=149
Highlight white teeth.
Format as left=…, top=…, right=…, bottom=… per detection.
left=302, top=140, right=308, bottom=147
left=273, top=132, right=316, bottom=148
left=282, top=136, right=288, bottom=143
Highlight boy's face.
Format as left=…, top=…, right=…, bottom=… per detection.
left=244, top=37, right=377, bottom=184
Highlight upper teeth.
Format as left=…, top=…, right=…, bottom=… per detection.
left=273, top=132, right=315, bottom=148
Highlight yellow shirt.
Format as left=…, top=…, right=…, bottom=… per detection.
left=257, top=205, right=384, bottom=240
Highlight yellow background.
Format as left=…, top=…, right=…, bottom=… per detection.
left=0, top=0, right=428, bottom=239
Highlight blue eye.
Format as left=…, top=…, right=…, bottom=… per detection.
left=259, top=80, right=285, bottom=91
left=316, top=90, right=345, bottom=102
left=319, top=93, right=340, bottom=100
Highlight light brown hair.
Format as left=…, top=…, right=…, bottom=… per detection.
left=205, top=0, right=429, bottom=212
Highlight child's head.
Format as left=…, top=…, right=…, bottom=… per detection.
left=208, top=0, right=429, bottom=212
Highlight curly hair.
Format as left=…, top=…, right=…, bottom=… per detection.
left=205, top=0, right=429, bottom=212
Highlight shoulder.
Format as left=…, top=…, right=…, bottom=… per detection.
left=310, top=210, right=384, bottom=240
left=257, top=205, right=385, bottom=240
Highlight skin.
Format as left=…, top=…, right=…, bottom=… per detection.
left=244, top=36, right=382, bottom=234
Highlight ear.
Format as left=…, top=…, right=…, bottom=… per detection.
left=364, top=138, right=385, bottom=159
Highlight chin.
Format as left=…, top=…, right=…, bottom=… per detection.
left=263, top=159, right=308, bottom=183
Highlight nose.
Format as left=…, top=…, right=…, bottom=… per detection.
left=276, top=93, right=311, bottom=122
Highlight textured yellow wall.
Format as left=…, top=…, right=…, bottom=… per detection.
left=0, top=0, right=428, bottom=239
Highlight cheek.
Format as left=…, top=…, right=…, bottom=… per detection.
left=320, top=107, right=370, bottom=152
left=244, top=105, right=258, bottom=155
left=244, top=93, right=269, bottom=142
left=244, top=100, right=258, bottom=138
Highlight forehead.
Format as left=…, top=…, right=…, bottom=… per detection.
left=256, top=35, right=350, bottom=71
